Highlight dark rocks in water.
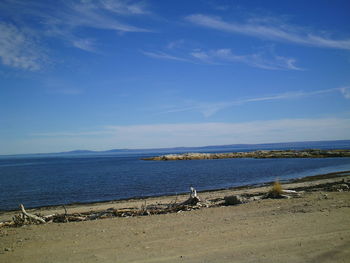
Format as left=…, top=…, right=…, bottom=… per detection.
left=142, top=149, right=350, bottom=161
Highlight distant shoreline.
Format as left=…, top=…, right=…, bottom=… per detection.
left=2, top=139, right=350, bottom=157
left=143, top=149, right=350, bottom=161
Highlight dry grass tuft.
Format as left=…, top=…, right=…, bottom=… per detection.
left=269, top=180, right=283, bottom=198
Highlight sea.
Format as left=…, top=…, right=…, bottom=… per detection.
left=1, top=141, right=350, bottom=211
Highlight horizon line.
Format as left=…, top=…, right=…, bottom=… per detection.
left=1, top=139, right=350, bottom=157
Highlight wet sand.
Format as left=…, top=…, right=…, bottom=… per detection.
left=1, top=171, right=349, bottom=263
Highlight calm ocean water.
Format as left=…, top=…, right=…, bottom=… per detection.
left=1, top=145, right=350, bottom=210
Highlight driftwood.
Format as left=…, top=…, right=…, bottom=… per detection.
left=0, top=188, right=204, bottom=227
left=20, top=204, right=46, bottom=224
left=180, top=187, right=201, bottom=205
left=0, top=221, right=15, bottom=227
left=265, top=190, right=302, bottom=199
left=281, top=189, right=301, bottom=197
left=0, top=186, right=305, bottom=228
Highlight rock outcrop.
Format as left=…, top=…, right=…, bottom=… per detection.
left=142, top=149, right=350, bottom=161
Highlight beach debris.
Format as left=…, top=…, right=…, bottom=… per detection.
left=0, top=187, right=204, bottom=228
left=265, top=181, right=301, bottom=199
left=10, top=204, right=47, bottom=226
left=13, top=206, right=60, bottom=225
left=180, top=187, right=201, bottom=206
left=19, top=204, right=46, bottom=224
left=281, top=189, right=301, bottom=197
left=329, top=184, right=349, bottom=192
left=5, top=177, right=348, bottom=228
left=0, top=177, right=347, bottom=228
left=0, top=221, right=15, bottom=228
left=224, top=195, right=244, bottom=205
left=265, top=180, right=285, bottom=199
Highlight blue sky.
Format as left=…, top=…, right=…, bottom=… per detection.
left=1, top=0, right=350, bottom=154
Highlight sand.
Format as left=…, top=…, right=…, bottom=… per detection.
left=1, top=172, right=349, bottom=263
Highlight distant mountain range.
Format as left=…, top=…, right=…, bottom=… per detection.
left=3, top=140, right=350, bottom=158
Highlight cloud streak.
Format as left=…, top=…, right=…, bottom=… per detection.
left=60, top=0, right=150, bottom=33
left=162, top=87, right=350, bottom=117
left=141, top=51, right=194, bottom=63
left=190, top=48, right=302, bottom=70
left=186, top=14, right=350, bottom=50
left=99, top=0, right=149, bottom=15
left=340, top=87, right=350, bottom=99
left=0, top=0, right=151, bottom=70
left=0, top=22, right=47, bottom=71
left=143, top=47, right=301, bottom=70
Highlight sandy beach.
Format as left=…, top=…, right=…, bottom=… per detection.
left=1, top=172, right=349, bottom=263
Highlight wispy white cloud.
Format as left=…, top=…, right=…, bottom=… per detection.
left=162, top=87, right=350, bottom=117
left=143, top=47, right=301, bottom=70
left=42, top=0, right=151, bottom=53
left=1, top=0, right=150, bottom=32
left=0, top=0, right=151, bottom=70
left=99, top=0, right=149, bottom=15
left=141, top=51, right=193, bottom=63
left=43, top=26, right=99, bottom=53
left=190, top=48, right=302, bottom=70
left=105, top=118, right=350, bottom=146
left=340, top=87, right=350, bottom=99
left=71, top=38, right=97, bottom=52
left=185, top=14, right=350, bottom=50
left=60, top=0, right=150, bottom=33
left=0, top=22, right=47, bottom=71
left=166, top=39, right=185, bottom=49
left=21, top=117, right=350, bottom=154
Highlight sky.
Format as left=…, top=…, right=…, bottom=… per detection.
left=1, top=0, right=350, bottom=155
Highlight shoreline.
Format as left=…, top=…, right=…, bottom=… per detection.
left=1, top=170, right=349, bottom=221
left=1, top=170, right=349, bottom=214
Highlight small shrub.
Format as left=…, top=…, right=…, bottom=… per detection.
left=269, top=180, right=283, bottom=198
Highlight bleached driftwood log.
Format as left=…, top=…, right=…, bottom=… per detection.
left=20, top=204, right=46, bottom=224
left=282, top=189, right=300, bottom=196
left=180, top=187, right=201, bottom=205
